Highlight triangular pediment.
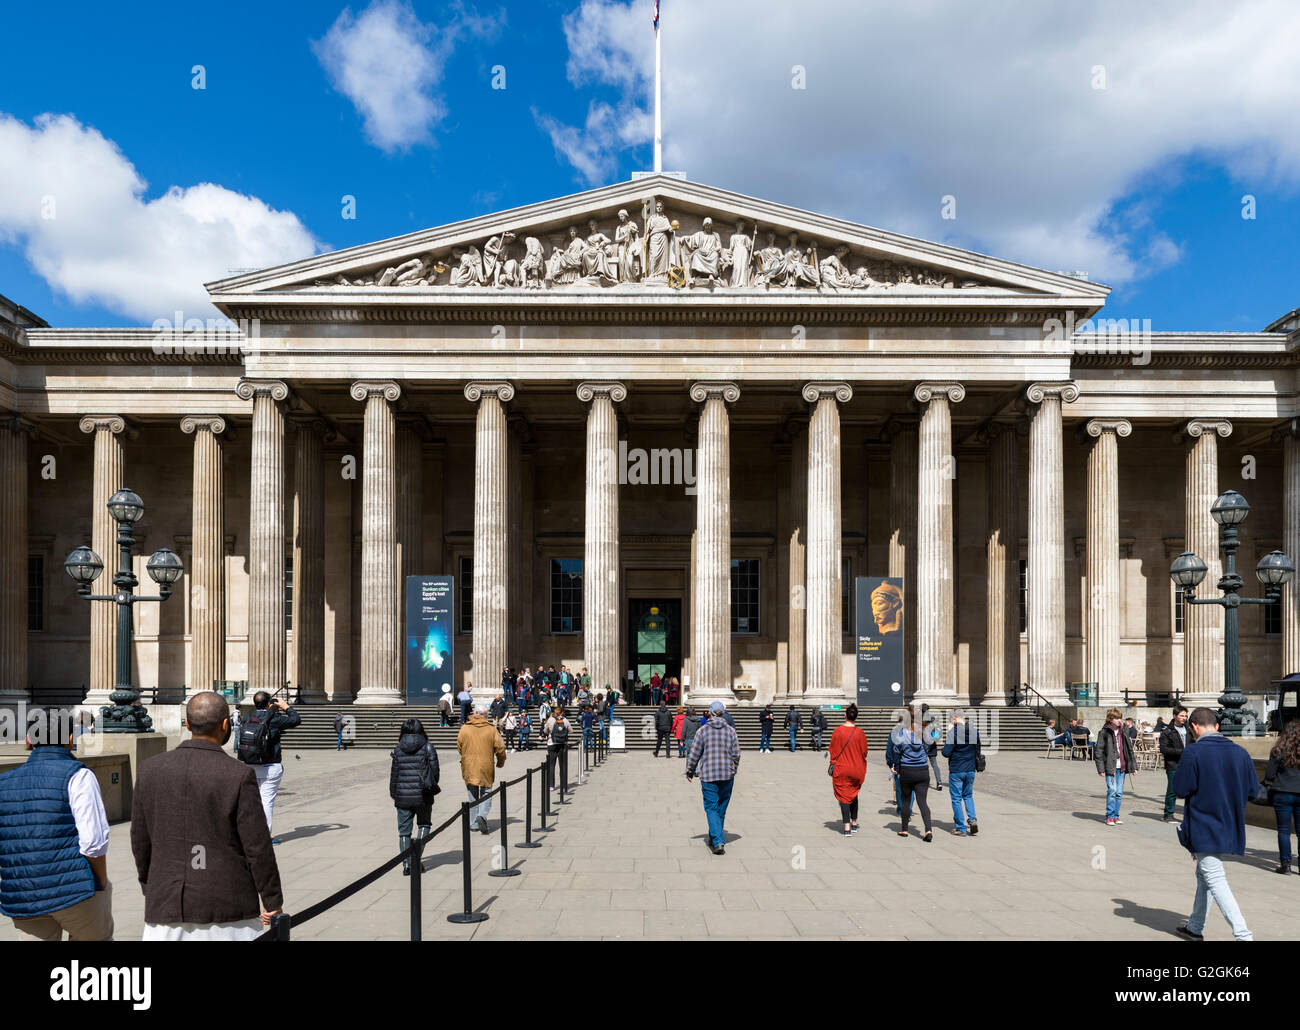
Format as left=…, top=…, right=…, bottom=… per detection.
left=206, top=175, right=1108, bottom=310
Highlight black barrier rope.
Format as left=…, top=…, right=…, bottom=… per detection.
left=259, top=744, right=605, bottom=940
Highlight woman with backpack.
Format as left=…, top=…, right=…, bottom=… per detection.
left=389, top=718, right=440, bottom=876
left=1265, top=719, right=1300, bottom=874
left=889, top=706, right=934, bottom=841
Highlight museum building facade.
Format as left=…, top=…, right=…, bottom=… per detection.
left=1, top=175, right=1297, bottom=711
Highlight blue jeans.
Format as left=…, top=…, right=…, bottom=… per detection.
left=1105, top=771, right=1126, bottom=820
left=700, top=778, right=734, bottom=848
left=788, top=728, right=797, bottom=751
left=336, top=730, right=343, bottom=749
left=520, top=731, right=530, bottom=750
left=1274, top=792, right=1300, bottom=862
left=678, top=737, right=686, bottom=757
left=583, top=728, right=593, bottom=749
left=948, top=770, right=976, bottom=831
left=1188, top=854, right=1252, bottom=940
left=760, top=727, right=772, bottom=751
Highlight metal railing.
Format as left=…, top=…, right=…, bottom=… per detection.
left=1012, top=682, right=1064, bottom=728
left=259, top=735, right=609, bottom=941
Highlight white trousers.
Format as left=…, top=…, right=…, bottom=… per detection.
left=142, top=919, right=264, bottom=941
left=252, top=762, right=284, bottom=834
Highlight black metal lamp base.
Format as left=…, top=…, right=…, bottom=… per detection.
left=1216, top=700, right=1260, bottom=738
left=99, top=704, right=154, bottom=734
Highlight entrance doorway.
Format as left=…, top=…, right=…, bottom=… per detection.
left=627, top=598, right=682, bottom=685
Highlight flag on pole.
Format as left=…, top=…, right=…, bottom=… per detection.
left=653, top=0, right=659, bottom=29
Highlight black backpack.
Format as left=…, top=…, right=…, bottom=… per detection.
left=236, top=708, right=274, bottom=765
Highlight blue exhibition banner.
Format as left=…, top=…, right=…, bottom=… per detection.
left=406, top=576, right=455, bottom=704
left=856, top=576, right=904, bottom=705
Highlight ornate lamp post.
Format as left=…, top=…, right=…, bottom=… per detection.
left=1169, top=489, right=1295, bottom=736
left=64, top=488, right=183, bottom=733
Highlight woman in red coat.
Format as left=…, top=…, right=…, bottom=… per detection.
left=829, top=704, right=869, bottom=836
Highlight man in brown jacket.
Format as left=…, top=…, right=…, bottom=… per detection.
left=131, top=691, right=284, bottom=940
left=457, top=701, right=507, bottom=834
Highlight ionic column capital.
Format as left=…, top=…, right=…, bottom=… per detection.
left=576, top=381, right=627, bottom=404
left=180, top=415, right=228, bottom=436
left=78, top=415, right=127, bottom=436
left=1, top=414, right=38, bottom=437
left=1084, top=418, right=1132, bottom=439
left=975, top=418, right=1026, bottom=444
left=1179, top=418, right=1232, bottom=442
left=350, top=380, right=402, bottom=404
left=287, top=415, right=337, bottom=443
left=913, top=382, right=965, bottom=405
left=1024, top=381, right=1079, bottom=406
left=689, top=381, right=740, bottom=404
left=235, top=379, right=290, bottom=403
left=464, top=381, right=515, bottom=403
left=801, top=381, right=853, bottom=405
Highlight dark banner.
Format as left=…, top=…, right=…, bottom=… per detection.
left=856, top=576, right=904, bottom=705
left=406, top=576, right=455, bottom=704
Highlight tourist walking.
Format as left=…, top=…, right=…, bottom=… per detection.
left=457, top=702, right=507, bottom=834
left=759, top=704, right=775, bottom=753
left=828, top=704, right=869, bottom=835
left=653, top=702, right=673, bottom=758
left=388, top=718, right=440, bottom=876
left=1159, top=705, right=1190, bottom=823
left=439, top=692, right=454, bottom=726
left=651, top=672, right=662, bottom=706
left=235, top=692, right=301, bottom=844
left=809, top=706, right=828, bottom=752
left=1171, top=707, right=1260, bottom=940
left=942, top=712, right=982, bottom=835
left=333, top=712, right=346, bottom=751
left=518, top=710, right=532, bottom=751
left=890, top=709, right=933, bottom=840
left=682, top=707, right=701, bottom=755
left=1094, top=707, right=1136, bottom=826
left=1264, top=719, right=1300, bottom=874
left=503, top=710, right=518, bottom=751
left=784, top=706, right=802, bottom=752
left=673, top=707, right=687, bottom=757
left=0, top=707, right=113, bottom=941
left=923, top=712, right=944, bottom=791
left=545, top=707, right=573, bottom=792
left=457, top=685, right=474, bottom=725
left=132, top=692, right=283, bottom=940
left=686, top=701, right=742, bottom=855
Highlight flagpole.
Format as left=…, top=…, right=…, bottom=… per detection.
left=653, top=14, right=662, bottom=173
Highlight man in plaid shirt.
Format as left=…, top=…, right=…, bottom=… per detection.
left=686, top=701, right=742, bottom=855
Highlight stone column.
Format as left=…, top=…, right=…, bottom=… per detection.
left=235, top=380, right=289, bottom=697
left=0, top=417, right=33, bottom=702
left=395, top=417, right=425, bottom=696
left=1025, top=382, right=1078, bottom=704
left=980, top=421, right=1020, bottom=706
left=79, top=415, right=126, bottom=706
left=804, top=383, right=852, bottom=700
left=292, top=418, right=329, bottom=704
left=1183, top=419, right=1232, bottom=703
left=689, top=382, right=740, bottom=701
left=352, top=381, right=402, bottom=705
left=1085, top=419, right=1131, bottom=706
left=507, top=414, right=528, bottom=664
left=786, top=417, right=808, bottom=700
left=1283, top=423, right=1300, bottom=676
left=180, top=416, right=227, bottom=698
left=888, top=418, right=919, bottom=698
left=466, top=382, right=514, bottom=695
left=578, top=383, right=626, bottom=697
left=913, top=383, right=964, bottom=704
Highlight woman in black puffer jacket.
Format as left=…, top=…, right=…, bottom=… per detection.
left=389, top=719, right=440, bottom=875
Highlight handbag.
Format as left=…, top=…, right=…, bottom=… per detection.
left=974, top=732, right=986, bottom=773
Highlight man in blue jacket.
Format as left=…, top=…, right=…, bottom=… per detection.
left=1170, top=707, right=1259, bottom=941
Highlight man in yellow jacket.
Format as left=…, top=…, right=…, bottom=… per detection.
left=457, top=701, right=507, bottom=834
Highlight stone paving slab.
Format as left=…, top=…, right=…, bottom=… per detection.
left=3, top=744, right=1298, bottom=941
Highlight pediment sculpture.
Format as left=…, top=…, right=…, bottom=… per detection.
left=308, top=198, right=990, bottom=293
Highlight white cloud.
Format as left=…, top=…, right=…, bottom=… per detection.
left=0, top=113, right=321, bottom=321
left=543, top=0, right=1300, bottom=287
left=313, top=0, right=499, bottom=153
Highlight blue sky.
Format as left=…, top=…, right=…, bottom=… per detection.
left=0, top=0, right=1296, bottom=331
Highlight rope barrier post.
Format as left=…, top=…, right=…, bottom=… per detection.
left=538, top=758, right=554, bottom=833
left=447, top=800, right=488, bottom=925
left=489, top=780, right=521, bottom=877
left=268, top=912, right=291, bottom=940
left=519, top=765, right=542, bottom=848
left=410, top=833, right=423, bottom=941
left=559, top=744, right=570, bottom=804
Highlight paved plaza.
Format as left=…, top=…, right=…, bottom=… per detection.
left=6, top=743, right=1294, bottom=942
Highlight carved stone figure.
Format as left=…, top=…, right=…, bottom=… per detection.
left=753, top=231, right=785, bottom=287
left=483, top=231, right=516, bottom=288
left=819, top=246, right=863, bottom=291
left=450, top=247, right=484, bottom=287
left=520, top=236, right=545, bottom=288
left=682, top=217, right=723, bottom=287
left=615, top=209, right=640, bottom=282
left=643, top=199, right=673, bottom=281
left=780, top=232, right=820, bottom=288
left=728, top=220, right=754, bottom=288
left=584, top=219, right=619, bottom=282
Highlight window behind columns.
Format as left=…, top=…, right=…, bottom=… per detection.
left=1265, top=594, right=1281, bottom=635
left=550, top=558, right=583, bottom=634
left=1018, top=558, right=1028, bottom=634
left=731, top=558, right=760, bottom=635
left=28, top=554, right=44, bottom=633
left=284, top=554, right=294, bottom=633
left=841, top=557, right=852, bottom=635
left=1173, top=587, right=1185, bottom=636
left=459, top=555, right=473, bottom=633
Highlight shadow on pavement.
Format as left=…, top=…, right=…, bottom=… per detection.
left=275, top=822, right=349, bottom=843
left=1109, top=898, right=1185, bottom=937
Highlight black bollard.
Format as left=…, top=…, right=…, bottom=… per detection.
left=489, top=781, right=521, bottom=877
left=446, top=801, right=489, bottom=924
left=558, top=745, right=570, bottom=804
left=519, top=766, right=542, bottom=848
left=410, top=833, right=423, bottom=940
left=267, top=912, right=291, bottom=940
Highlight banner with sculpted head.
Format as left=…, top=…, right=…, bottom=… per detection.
left=856, top=576, right=904, bottom=705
